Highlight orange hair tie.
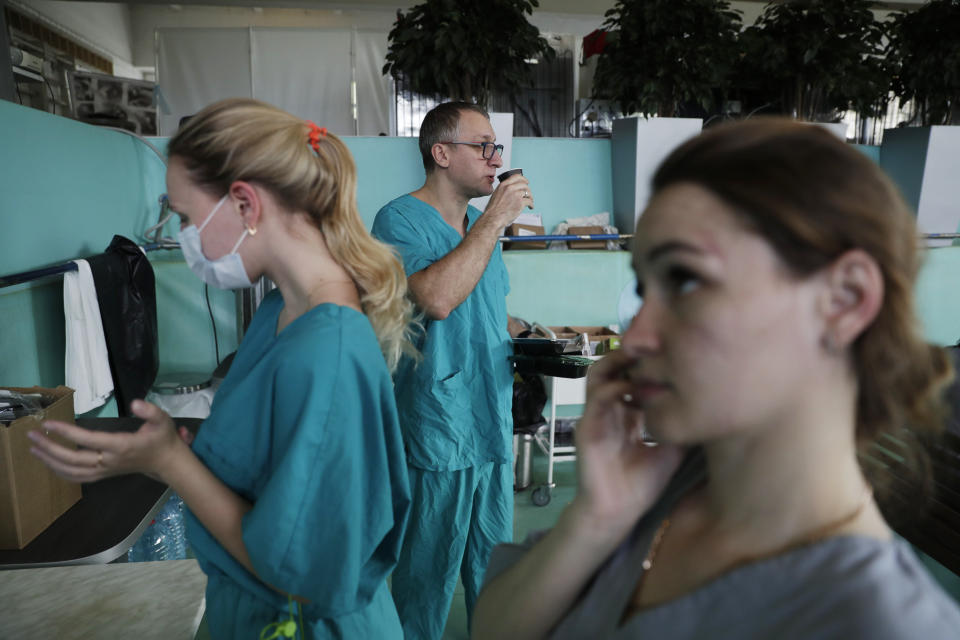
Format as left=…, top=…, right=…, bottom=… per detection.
left=306, top=121, right=327, bottom=153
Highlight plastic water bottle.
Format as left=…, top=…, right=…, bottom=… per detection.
left=127, top=516, right=167, bottom=561
left=127, top=493, right=187, bottom=561
left=161, top=494, right=188, bottom=559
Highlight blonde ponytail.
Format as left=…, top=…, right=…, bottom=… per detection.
left=168, top=98, right=417, bottom=370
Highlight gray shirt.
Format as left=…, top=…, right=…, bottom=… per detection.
left=486, top=451, right=960, bottom=639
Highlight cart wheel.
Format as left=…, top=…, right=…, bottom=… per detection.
left=532, top=486, right=551, bottom=507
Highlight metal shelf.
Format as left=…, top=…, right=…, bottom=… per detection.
left=12, top=65, right=43, bottom=82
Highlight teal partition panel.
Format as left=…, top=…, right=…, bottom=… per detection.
left=504, top=250, right=633, bottom=328
left=7, top=102, right=949, bottom=421
left=511, top=138, right=614, bottom=233
left=0, top=101, right=166, bottom=276
left=0, top=103, right=237, bottom=414
left=504, top=243, right=959, bottom=342
left=342, top=137, right=424, bottom=228
left=917, top=246, right=960, bottom=346
left=0, top=281, right=65, bottom=387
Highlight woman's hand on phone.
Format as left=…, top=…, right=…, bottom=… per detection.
left=570, top=350, right=684, bottom=540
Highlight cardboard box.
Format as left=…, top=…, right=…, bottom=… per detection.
left=505, top=223, right=546, bottom=250
left=564, top=326, right=620, bottom=340
left=547, top=326, right=621, bottom=355
left=0, top=386, right=81, bottom=549
left=567, top=225, right=606, bottom=249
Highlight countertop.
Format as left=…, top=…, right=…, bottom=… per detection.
left=0, top=417, right=202, bottom=568
left=0, top=559, right=207, bottom=639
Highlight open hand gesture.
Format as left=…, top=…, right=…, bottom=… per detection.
left=28, top=399, right=185, bottom=484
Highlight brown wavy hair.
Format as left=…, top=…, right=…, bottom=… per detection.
left=650, top=119, right=954, bottom=519
left=168, top=98, right=416, bottom=371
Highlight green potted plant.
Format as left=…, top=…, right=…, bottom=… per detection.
left=591, top=0, right=742, bottom=118
left=592, top=0, right=741, bottom=236
left=382, top=0, right=554, bottom=109
left=886, top=0, right=960, bottom=127
left=735, top=0, right=891, bottom=126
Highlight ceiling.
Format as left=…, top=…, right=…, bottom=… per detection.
left=70, top=0, right=933, bottom=14
left=105, top=0, right=620, bottom=13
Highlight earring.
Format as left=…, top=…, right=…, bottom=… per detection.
left=245, top=225, right=258, bottom=236
left=821, top=333, right=841, bottom=355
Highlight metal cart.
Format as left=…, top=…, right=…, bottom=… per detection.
left=512, top=329, right=598, bottom=506
left=530, top=357, right=600, bottom=506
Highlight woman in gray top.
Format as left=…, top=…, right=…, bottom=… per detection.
left=473, top=120, right=960, bottom=639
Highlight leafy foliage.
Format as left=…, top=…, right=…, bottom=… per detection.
left=735, top=0, right=891, bottom=122
left=887, top=0, right=960, bottom=126
left=591, top=0, right=742, bottom=118
left=382, top=0, right=554, bottom=108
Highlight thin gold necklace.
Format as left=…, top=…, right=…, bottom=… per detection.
left=635, top=486, right=874, bottom=605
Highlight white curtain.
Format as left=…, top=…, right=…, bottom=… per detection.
left=156, top=27, right=393, bottom=137
left=156, top=28, right=251, bottom=136
left=250, top=28, right=353, bottom=135
left=354, top=30, right=393, bottom=136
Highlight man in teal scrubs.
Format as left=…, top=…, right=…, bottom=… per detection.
left=372, top=102, right=534, bottom=639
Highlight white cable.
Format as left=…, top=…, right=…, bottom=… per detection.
left=102, top=126, right=167, bottom=166
left=142, top=196, right=177, bottom=245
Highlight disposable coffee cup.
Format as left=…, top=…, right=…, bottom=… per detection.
left=497, top=168, right=523, bottom=182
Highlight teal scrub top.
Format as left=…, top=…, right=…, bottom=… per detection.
left=184, top=289, right=411, bottom=638
left=372, top=194, right=513, bottom=471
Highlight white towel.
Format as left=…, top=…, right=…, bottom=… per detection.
left=63, top=259, right=114, bottom=413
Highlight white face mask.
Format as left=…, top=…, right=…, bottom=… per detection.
left=177, top=195, right=254, bottom=290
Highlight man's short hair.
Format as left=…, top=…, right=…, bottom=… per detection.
left=419, top=102, right=490, bottom=173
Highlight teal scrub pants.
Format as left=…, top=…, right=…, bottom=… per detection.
left=391, top=461, right=513, bottom=640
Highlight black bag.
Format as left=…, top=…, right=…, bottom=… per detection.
left=87, top=235, right=159, bottom=416
left=512, top=372, right=547, bottom=434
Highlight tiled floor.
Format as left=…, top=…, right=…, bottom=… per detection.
left=441, top=448, right=578, bottom=640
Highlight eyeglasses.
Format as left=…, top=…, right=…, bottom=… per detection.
left=441, top=141, right=504, bottom=160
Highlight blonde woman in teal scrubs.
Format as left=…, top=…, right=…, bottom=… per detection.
left=474, top=120, right=960, bottom=639
left=30, top=99, right=414, bottom=639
